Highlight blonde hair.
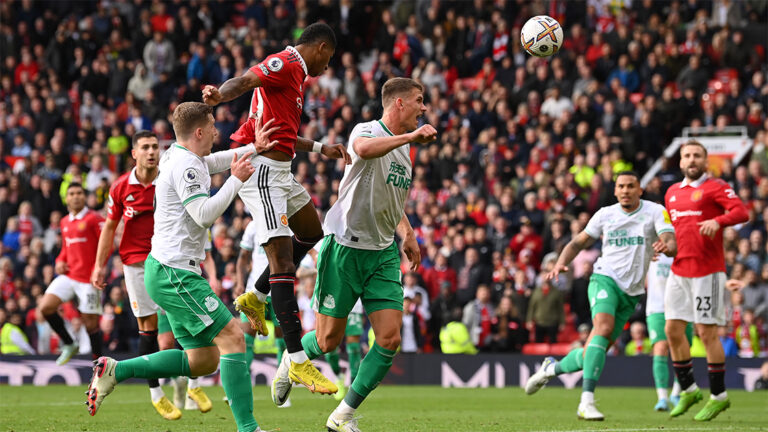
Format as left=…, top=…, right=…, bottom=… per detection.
left=381, top=77, right=423, bottom=108
left=172, top=102, right=213, bottom=140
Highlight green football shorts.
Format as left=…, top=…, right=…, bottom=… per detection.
left=345, top=312, right=364, bottom=337
left=157, top=308, right=171, bottom=334
left=588, top=274, right=640, bottom=342
left=145, top=254, right=232, bottom=350
left=314, top=235, right=403, bottom=319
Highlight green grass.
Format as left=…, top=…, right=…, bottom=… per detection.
left=1, top=385, right=766, bottom=431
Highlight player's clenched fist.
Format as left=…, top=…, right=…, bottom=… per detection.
left=231, top=152, right=256, bottom=182
left=409, top=124, right=437, bottom=144
left=202, top=85, right=222, bottom=106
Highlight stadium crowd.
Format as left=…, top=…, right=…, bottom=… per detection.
left=0, top=0, right=767, bottom=360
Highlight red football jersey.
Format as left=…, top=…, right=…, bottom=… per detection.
left=57, top=209, right=104, bottom=283
left=665, top=175, right=748, bottom=278
left=106, top=169, right=155, bottom=265
left=230, top=46, right=307, bottom=157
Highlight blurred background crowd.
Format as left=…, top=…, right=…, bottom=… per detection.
left=0, top=0, right=767, bottom=359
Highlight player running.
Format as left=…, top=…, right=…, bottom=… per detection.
left=525, top=171, right=677, bottom=421
left=664, top=140, right=748, bottom=420
left=37, top=183, right=104, bottom=365
left=90, top=131, right=216, bottom=419
left=86, top=102, right=272, bottom=432
left=645, top=253, right=693, bottom=411
left=288, top=77, right=435, bottom=431
left=202, top=22, right=348, bottom=398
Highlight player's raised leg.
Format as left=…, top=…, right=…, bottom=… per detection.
left=38, top=291, right=78, bottom=365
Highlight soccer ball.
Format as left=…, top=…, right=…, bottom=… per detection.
left=520, top=15, right=563, bottom=57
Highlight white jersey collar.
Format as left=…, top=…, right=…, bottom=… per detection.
left=680, top=173, right=708, bottom=188
left=129, top=167, right=157, bottom=186
left=286, top=46, right=308, bottom=76
left=68, top=208, right=88, bottom=221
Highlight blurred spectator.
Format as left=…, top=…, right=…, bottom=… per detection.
left=624, top=321, right=652, bottom=356
left=755, top=361, right=768, bottom=390
left=526, top=280, right=564, bottom=343
left=462, top=284, right=495, bottom=350
left=490, top=295, right=527, bottom=352
left=401, top=295, right=425, bottom=353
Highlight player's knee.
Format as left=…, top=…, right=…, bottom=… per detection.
left=316, top=332, right=342, bottom=353
left=376, top=333, right=401, bottom=351
left=190, top=356, right=219, bottom=376
left=38, top=303, right=55, bottom=316
left=157, top=332, right=174, bottom=350
left=594, top=322, right=613, bottom=338
left=272, top=258, right=295, bottom=274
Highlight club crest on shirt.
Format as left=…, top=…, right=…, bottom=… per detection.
left=280, top=214, right=289, bottom=226
left=183, top=168, right=199, bottom=183
left=204, top=296, right=218, bottom=312
left=268, top=57, right=283, bottom=72
left=78, top=221, right=87, bottom=231
left=691, top=189, right=703, bottom=202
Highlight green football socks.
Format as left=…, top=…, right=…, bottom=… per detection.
left=347, top=342, right=361, bottom=381
left=244, top=332, right=255, bottom=370
left=345, top=342, right=396, bottom=409
left=220, top=353, right=259, bottom=432
left=326, top=348, right=342, bottom=375
left=555, top=348, right=584, bottom=374
left=300, top=330, right=324, bottom=360
left=115, top=349, right=191, bottom=382
left=653, top=355, right=670, bottom=389
left=582, top=335, right=609, bottom=393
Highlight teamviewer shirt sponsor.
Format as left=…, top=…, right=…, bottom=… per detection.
left=150, top=144, right=211, bottom=274
left=324, top=120, right=411, bottom=250
left=106, top=168, right=155, bottom=265
left=584, top=200, right=674, bottom=296
left=665, top=174, right=748, bottom=278
left=57, top=208, right=104, bottom=283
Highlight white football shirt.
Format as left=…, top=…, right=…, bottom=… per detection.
left=324, top=120, right=411, bottom=250
left=646, top=253, right=673, bottom=315
left=150, top=144, right=211, bottom=274
left=584, top=200, right=674, bottom=296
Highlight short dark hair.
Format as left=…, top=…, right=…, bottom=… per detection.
left=297, top=22, right=336, bottom=49
left=132, top=130, right=157, bottom=147
left=67, top=182, right=84, bottom=192
left=615, top=171, right=640, bottom=182
left=381, top=77, right=424, bottom=108
left=172, top=102, right=213, bottom=140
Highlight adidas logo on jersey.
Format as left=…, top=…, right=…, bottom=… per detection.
left=126, top=194, right=135, bottom=202
left=670, top=195, right=676, bottom=202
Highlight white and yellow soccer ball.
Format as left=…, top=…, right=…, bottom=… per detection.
left=520, top=15, right=564, bottom=57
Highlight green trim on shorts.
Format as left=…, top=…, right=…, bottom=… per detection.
left=345, top=312, right=364, bottom=337
left=313, top=235, right=403, bottom=319
left=588, top=274, right=640, bottom=342
left=646, top=312, right=667, bottom=345
left=145, top=254, right=232, bottom=350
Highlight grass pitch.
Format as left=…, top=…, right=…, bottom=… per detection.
left=1, top=385, right=766, bottom=431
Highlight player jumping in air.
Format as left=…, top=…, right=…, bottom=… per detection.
left=664, top=140, right=748, bottom=420
left=525, top=171, right=677, bottom=421
left=91, top=131, right=214, bottom=419
left=37, top=183, right=104, bottom=365
left=86, top=102, right=275, bottom=432
left=202, top=22, right=349, bottom=400
left=296, top=77, right=436, bottom=431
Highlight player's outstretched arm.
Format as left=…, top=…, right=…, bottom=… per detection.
left=185, top=153, right=255, bottom=228
left=203, top=118, right=278, bottom=174
left=353, top=124, right=437, bottom=160
left=397, top=213, right=420, bottom=271
left=202, top=70, right=262, bottom=106
left=546, top=231, right=597, bottom=282
left=296, top=136, right=351, bottom=164
left=652, top=231, right=677, bottom=258
left=91, top=217, right=119, bottom=290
